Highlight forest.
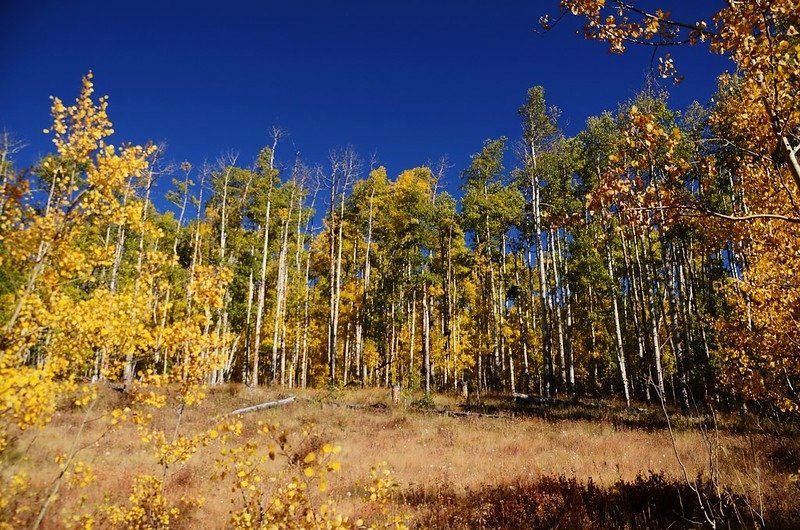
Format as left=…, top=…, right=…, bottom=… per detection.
left=1, top=1, right=799, bottom=528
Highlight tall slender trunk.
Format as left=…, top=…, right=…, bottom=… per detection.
left=289, top=185, right=305, bottom=388
left=125, top=168, right=155, bottom=384
left=445, top=226, right=454, bottom=378
left=501, top=234, right=514, bottom=394
left=356, top=185, right=376, bottom=385
left=557, top=232, right=574, bottom=394
left=327, top=189, right=337, bottom=382
left=550, top=228, right=567, bottom=393
left=532, top=169, right=552, bottom=396
left=422, top=281, right=431, bottom=395
left=388, top=300, right=396, bottom=386
left=665, top=242, right=689, bottom=410
left=215, top=160, right=236, bottom=385
left=409, top=290, right=417, bottom=388
left=513, top=253, right=530, bottom=392
left=173, top=166, right=192, bottom=257
left=301, top=247, right=312, bottom=389
left=329, top=186, right=347, bottom=384
left=185, top=166, right=208, bottom=318
left=641, top=232, right=665, bottom=396
left=110, top=177, right=135, bottom=293
left=271, top=187, right=295, bottom=385
left=606, top=242, right=631, bottom=407
left=244, top=264, right=254, bottom=385
left=620, top=228, right=646, bottom=400
left=252, top=171, right=275, bottom=387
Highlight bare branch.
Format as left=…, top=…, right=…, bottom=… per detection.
left=223, top=396, right=297, bottom=417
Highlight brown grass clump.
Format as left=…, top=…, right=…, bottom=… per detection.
left=405, top=473, right=753, bottom=529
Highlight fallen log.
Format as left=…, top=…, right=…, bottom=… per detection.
left=225, top=396, right=296, bottom=417
left=304, top=400, right=389, bottom=411
left=444, top=410, right=502, bottom=419
left=512, top=392, right=555, bottom=404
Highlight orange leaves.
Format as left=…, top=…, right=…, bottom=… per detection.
left=587, top=101, right=692, bottom=230
left=557, top=0, right=711, bottom=62
left=706, top=62, right=800, bottom=412
left=644, top=16, right=661, bottom=38
left=715, top=229, right=800, bottom=412
left=657, top=53, right=682, bottom=83
left=559, top=0, right=800, bottom=182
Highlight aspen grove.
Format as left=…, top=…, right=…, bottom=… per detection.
left=1, top=0, right=800, bottom=527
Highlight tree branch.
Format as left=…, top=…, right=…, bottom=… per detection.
left=610, top=0, right=719, bottom=39
left=224, top=396, right=296, bottom=417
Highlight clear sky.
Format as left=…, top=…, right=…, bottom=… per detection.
left=1, top=1, right=731, bottom=199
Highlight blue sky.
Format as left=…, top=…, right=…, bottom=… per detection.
left=1, top=1, right=731, bottom=201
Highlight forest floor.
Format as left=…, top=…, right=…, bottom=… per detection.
left=8, top=385, right=800, bottom=529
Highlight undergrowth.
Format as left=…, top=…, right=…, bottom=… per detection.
left=404, top=472, right=794, bottom=529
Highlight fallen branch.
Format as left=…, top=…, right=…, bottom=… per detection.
left=294, top=397, right=390, bottom=411
left=512, top=393, right=613, bottom=409
left=329, top=402, right=388, bottom=411
left=513, top=392, right=555, bottom=404
left=444, top=410, right=502, bottom=419
left=308, top=401, right=502, bottom=419
left=225, top=396, right=296, bottom=417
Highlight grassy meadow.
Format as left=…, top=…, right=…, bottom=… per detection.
left=7, top=386, right=799, bottom=529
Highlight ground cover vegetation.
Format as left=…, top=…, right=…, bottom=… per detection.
left=3, top=387, right=799, bottom=528
left=1, top=0, right=800, bottom=527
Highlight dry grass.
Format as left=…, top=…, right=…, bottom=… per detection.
left=4, top=385, right=799, bottom=528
